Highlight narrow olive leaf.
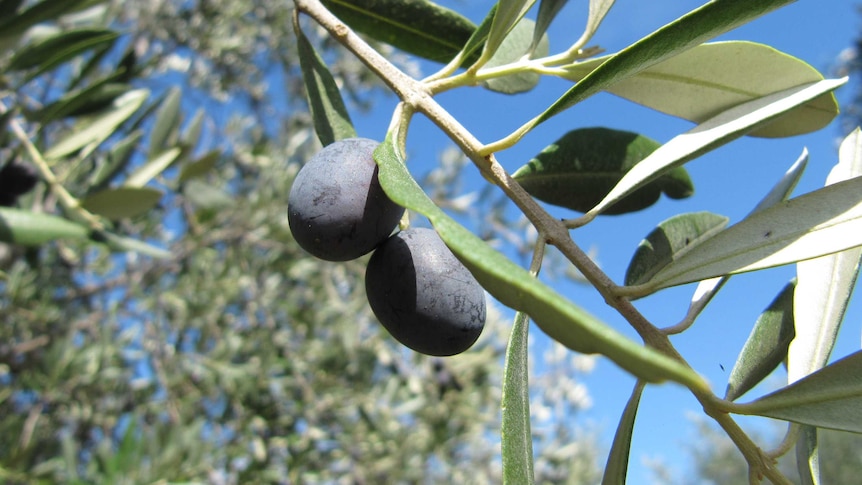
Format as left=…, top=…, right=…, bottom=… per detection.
left=124, top=148, right=181, bottom=189
left=734, top=350, right=862, bottom=433
left=797, top=426, right=821, bottom=485
left=88, top=130, right=143, bottom=192
left=574, top=0, right=614, bottom=52
left=636, top=175, right=862, bottom=292
left=28, top=80, right=129, bottom=123
left=586, top=78, right=846, bottom=220
left=178, top=150, right=220, bottom=184
left=374, top=136, right=707, bottom=391
left=625, top=212, right=728, bottom=287
left=45, top=89, right=148, bottom=160
left=0, top=0, right=105, bottom=53
left=456, top=5, right=496, bottom=67
left=531, top=0, right=796, bottom=128
left=81, top=187, right=163, bottom=220
left=789, top=129, right=862, bottom=386
left=147, top=86, right=182, bottom=159
left=92, top=231, right=171, bottom=259
left=601, top=380, right=645, bottom=485
left=531, top=0, right=567, bottom=52
left=7, top=27, right=116, bottom=72
left=181, top=108, right=205, bottom=150
left=560, top=42, right=839, bottom=138
left=183, top=179, right=234, bottom=210
left=725, top=281, right=796, bottom=402
left=320, top=0, right=476, bottom=64
left=513, top=127, right=693, bottom=215
left=294, top=13, right=356, bottom=146
left=483, top=18, right=549, bottom=94
left=501, top=311, right=535, bottom=485
left=679, top=149, right=808, bottom=324
left=481, top=0, right=536, bottom=64
left=0, top=207, right=89, bottom=245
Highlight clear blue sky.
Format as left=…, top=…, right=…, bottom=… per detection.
left=353, top=1, right=860, bottom=481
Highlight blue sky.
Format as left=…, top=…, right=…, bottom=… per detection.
left=352, top=1, right=861, bottom=481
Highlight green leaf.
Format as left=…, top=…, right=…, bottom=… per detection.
left=81, top=187, right=163, bottom=220
left=601, top=380, right=644, bottom=485
left=634, top=175, right=862, bottom=292
left=797, top=426, right=821, bottom=485
left=456, top=5, right=497, bottom=67
left=530, top=0, right=797, bottom=129
left=735, top=350, right=862, bottom=433
left=513, top=127, right=694, bottom=215
left=482, top=18, right=549, bottom=94
left=125, top=147, right=181, bottom=188
left=27, top=80, right=130, bottom=122
left=374, top=136, right=707, bottom=391
left=295, top=13, right=356, bottom=146
left=501, top=312, right=535, bottom=485
left=0, top=0, right=106, bottom=54
left=7, top=28, right=117, bottom=80
left=625, top=212, right=728, bottom=287
left=561, top=42, right=838, bottom=138
left=147, top=86, right=182, bottom=159
left=532, top=0, right=568, bottom=52
left=45, top=89, right=148, bottom=160
left=87, top=130, right=143, bottom=192
left=183, top=179, right=234, bottom=210
left=181, top=108, right=206, bottom=150
left=0, top=207, right=89, bottom=245
left=574, top=0, right=614, bottom=52
left=178, top=150, right=220, bottom=184
left=789, top=129, right=862, bottom=385
left=92, top=231, right=172, bottom=259
left=725, top=280, right=796, bottom=402
left=320, top=0, right=476, bottom=64
left=585, top=77, right=846, bottom=220
left=481, top=0, right=536, bottom=65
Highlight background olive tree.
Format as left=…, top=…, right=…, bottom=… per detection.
left=0, top=1, right=598, bottom=483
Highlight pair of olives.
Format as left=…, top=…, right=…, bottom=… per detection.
left=287, top=138, right=485, bottom=356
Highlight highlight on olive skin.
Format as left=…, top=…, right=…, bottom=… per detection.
left=287, top=137, right=404, bottom=262
left=365, top=227, right=486, bottom=357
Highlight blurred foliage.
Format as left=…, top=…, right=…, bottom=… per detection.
left=0, top=1, right=598, bottom=483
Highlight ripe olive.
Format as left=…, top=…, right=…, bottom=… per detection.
left=365, top=227, right=486, bottom=356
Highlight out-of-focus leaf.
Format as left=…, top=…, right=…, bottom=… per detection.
left=735, top=350, right=862, bottom=433
left=27, top=80, right=129, bottom=122
left=147, top=86, right=182, bottom=159
left=561, top=42, right=838, bottom=138
left=501, top=312, right=534, bottom=485
left=514, top=127, right=693, bottom=215
left=625, top=212, right=728, bottom=287
left=0, top=207, right=89, bottom=245
left=531, top=0, right=797, bottom=128
left=797, top=426, right=821, bottom=485
left=8, top=28, right=117, bottom=81
left=374, top=135, right=707, bottom=391
left=81, top=187, right=162, bottom=220
left=183, top=179, right=234, bottom=210
left=482, top=18, right=548, bottom=94
left=481, top=0, right=535, bottom=65
left=87, top=130, right=143, bottom=192
left=125, top=147, right=181, bottom=188
left=789, top=129, right=862, bottom=385
left=178, top=150, right=220, bottom=184
left=321, top=0, right=476, bottom=64
left=584, top=78, right=846, bottom=220
left=632, top=175, right=862, bottom=293
left=45, top=89, right=148, bottom=160
left=532, top=0, right=568, bottom=52
left=725, top=280, right=796, bottom=401
left=93, top=231, right=171, bottom=259
left=601, top=380, right=644, bottom=485
left=294, top=13, right=356, bottom=146
left=181, top=108, right=205, bottom=150
left=0, top=0, right=106, bottom=53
